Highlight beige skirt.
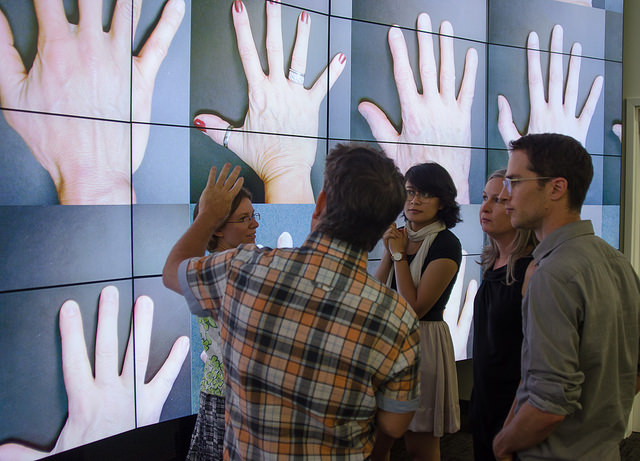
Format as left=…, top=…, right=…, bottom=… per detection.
left=407, top=320, right=460, bottom=436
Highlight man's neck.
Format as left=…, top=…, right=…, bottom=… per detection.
left=536, top=211, right=582, bottom=242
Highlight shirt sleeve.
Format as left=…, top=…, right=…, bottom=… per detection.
left=523, top=266, right=584, bottom=416
left=375, top=312, right=421, bottom=413
left=178, top=249, right=237, bottom=319
left=426, top=231, right=462, bottom=267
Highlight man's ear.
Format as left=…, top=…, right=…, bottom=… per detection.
left=312, top=190, right=327, bottom=219
left=310, top=190, right=327, bottom=232
left=549, top=177, right=569, bottom=201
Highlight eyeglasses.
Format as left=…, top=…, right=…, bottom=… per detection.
left=502, top=177, right=553, bottom=195
left=405, top=189, right=435, bottom=201
left=226, top=212, right=260, bottom=225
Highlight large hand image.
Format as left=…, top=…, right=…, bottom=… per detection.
left=0, top=286, right=189, bottom=460
left=358, top=12, right=478, bottom=204
left=497, top=24, right=603, bottom=148
left=0, top=0, right=185, bottom=204
left=194, top=0, right=346, bottom=204
left=442, top=253, right=478, bottom=361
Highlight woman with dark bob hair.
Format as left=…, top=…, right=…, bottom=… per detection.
left=375, top=162, right=462, bottom=461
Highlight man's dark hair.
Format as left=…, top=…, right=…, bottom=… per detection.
left=193, top=187, right=253, bottom=252
left=405, top=162, right=461, bottom=229
left=315, top=143, right=406, bottom=251
left=510, top=133, right=593, bottom=212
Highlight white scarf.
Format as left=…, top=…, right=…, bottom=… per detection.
left=386, top=220, right=446, bottom=287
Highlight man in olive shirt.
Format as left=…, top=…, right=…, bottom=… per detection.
left=493, top=133, right=640, bottom=460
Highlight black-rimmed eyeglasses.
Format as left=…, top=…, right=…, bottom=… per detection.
left=405, top=189, right=435, bottom=201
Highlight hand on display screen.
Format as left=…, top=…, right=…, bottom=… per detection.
left=613, top=123, right=622, bottom=143
left=193, top=0, right=346, bottom=204
left=0, top=286, right=189, bottom=460
left=276, top=231, right=294, bottom=248
left=443, top=253, right=477, bottom=361
left=358, top=12, right=477, bottom=204
left=0, top=0, right=185, bottom=204
left=497, top=24, right=603, bottom=149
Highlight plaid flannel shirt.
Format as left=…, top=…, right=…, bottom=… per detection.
left=179, top=231, right=420, bottom=460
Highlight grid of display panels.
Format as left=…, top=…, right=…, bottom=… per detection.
left=0, top=0, right=623, bottom=453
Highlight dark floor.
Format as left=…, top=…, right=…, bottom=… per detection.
left=388, top=401, right=640, bottom=460
left=390, top=429, right=640, bottom=460
left=48, top=411, right=640, bottom=460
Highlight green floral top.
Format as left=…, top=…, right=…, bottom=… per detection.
left=198, top=316, right=225, bottom=396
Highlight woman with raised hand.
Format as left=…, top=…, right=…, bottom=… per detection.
left=375, top=162, right=462, bottom=461
left=469, top=169, right=536, bottom=461
left=188, top=186, right=259, bottom=461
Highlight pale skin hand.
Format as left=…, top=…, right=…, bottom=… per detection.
left=442, top=253, right=478, bottom=361
left=498, top=24, right=603, bottom=149
left=0, top=286, right=189, bottom=460
left=195, top=0, right=346, bottom=204
left=613, top=123, right=622, bottom=142
left=0, top=0, right=185, bottom=204
left=276, top=231, right=293, bottom=248
left=358, top=13, right=478, bottom=204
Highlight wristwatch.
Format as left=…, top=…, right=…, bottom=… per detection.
left=391, top=251, right=405, bottom=262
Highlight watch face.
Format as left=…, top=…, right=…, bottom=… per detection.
left=392, top=252, right=402, bottom=261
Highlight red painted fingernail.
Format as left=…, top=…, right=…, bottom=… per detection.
left=234, top=0, right=243, bottom=13
left=194, top=118, right=206, bottom=132
left=339, top=53, right=346, bottom=64
left=301, top=11, right=309, bottom=24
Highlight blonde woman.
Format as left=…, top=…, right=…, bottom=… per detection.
left=469, top=169, right=536, bottom=460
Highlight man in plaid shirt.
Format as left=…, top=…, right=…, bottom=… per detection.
left=164, top=144, right=420, bottom=460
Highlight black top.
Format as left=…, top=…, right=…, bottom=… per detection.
left=469, top=255, right=533, bottom=459
left=392, top=229, right=462, bottom=322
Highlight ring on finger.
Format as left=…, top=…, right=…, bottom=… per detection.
left=288, top=68, right=305, bottom=85
left=223, top=124, right=233, bottom=149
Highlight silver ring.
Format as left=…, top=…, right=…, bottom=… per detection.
left=223, top=124, right=233, bottom=149
left=288, top=68, right=305, bottom=85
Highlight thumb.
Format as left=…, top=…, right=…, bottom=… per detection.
left=194, top=115, right=234, bottom=148
left=358, top=102, right=400, bottom=149
left=497, top=95, right=521, bottom=149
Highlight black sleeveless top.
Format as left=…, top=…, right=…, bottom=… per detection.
left=391, top=229, right=462, bottom=321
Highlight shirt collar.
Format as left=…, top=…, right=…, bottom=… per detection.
left=301, top=231, right=369, bottom=272
left=532, top=220, right=595, bottom=266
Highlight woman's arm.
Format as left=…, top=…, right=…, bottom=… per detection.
left=395, top=257, right=458, bottom=318
left=374, top=249, right=393, bottom=284
left=374, top=224, right=401, bottom=283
